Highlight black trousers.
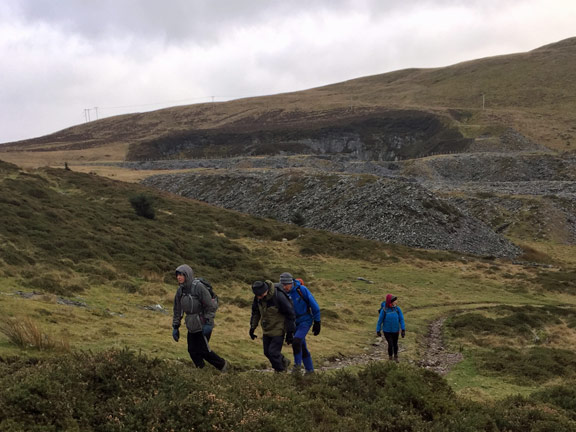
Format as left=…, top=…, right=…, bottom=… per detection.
left=383, top=331, right=400, bottom=357
left=263, top=335, right=288, bottom=371
left=187, top=331, right=226, bottom=370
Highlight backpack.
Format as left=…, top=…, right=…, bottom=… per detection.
left=182, top=277, right=219, bottom=312
left=197, top=277, right=219, bottom=310
left=378, top=303, right=400, bottom=325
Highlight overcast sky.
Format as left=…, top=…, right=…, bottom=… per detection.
left=1, top=0, right=575, bottom=144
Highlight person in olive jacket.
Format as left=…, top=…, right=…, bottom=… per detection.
left=249, top=280, right=296, bottom=372
left=172, top=264, right=228, bottom=371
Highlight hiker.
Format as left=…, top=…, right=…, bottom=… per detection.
left=279, top=272, right=321, bottom=374
left=376, top=294, right=406, bottom=362
left=249, top=280, right=296, bottom=372
left=172, top=264, right=228, bottom=371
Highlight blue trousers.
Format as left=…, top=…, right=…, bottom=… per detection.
left=292, top=322, right=314, bottom=371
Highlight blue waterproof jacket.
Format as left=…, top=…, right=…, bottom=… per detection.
left=376, top=304, right=405, bottom=333
left=287, top=279, right=321, bottom=326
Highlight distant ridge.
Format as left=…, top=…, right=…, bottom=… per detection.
left=1, top=37, right=575, bottom=164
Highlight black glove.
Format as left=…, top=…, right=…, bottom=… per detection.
left=376, top=331, right=382, bottom=337
left=172, top=328, right=180, bottom=342
left=401, top=329, right=405, bottom=338
left=249, top=328, right=257, bottom=340
left=312, top=320, right=321, bottom=336
left=285, top=332, right=294, bottom=345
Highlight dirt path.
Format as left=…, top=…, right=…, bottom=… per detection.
left=416, top=317, right=463, bottom=375
left=316, top=316, right=462, bottom=374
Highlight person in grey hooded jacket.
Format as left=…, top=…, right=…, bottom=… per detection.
left=172, top=264, right=228, bottom=371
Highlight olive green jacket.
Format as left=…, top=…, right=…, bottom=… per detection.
left=250, top=281, right=295, bottom=337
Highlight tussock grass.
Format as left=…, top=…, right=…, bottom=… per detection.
left=0, top=317, right=70, bottom=352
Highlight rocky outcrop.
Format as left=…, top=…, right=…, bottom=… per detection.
left=127, top=111, right=472, bottom=162
left=404, top=153, right=576, bottom=183
left=142, top=171, right=520, bottom=258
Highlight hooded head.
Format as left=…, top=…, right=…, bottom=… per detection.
left=252, top=280, right=269, bottom=297
left=385, top=294, right=398, bottom=308
left=175, top=264, right=194, bottom=289
left=279, top=272, right=293, bottom=285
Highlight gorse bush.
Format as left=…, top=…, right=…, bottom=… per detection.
left=129, top=193, right=155, bottom=219
left=0, top=349, right=575, bottom=432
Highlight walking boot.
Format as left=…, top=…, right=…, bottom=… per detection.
left=291, top=365, right=302, bottom=375
left=393, top=355, right=399, bottom=363
left=282, top=356, right=291, bottom=372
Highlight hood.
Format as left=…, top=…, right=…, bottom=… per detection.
left=175, top=264, right=194, bottom=290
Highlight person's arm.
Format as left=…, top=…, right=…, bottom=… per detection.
left=250, top=297, right=261, bottom=330
left=197, top=282, right=216, bottom=325
left=376, top=307, right=385, bottom=334
left=172, top=287, right=183, bottom=329
left=398, top=307, right=406, bottom=331
left=277, top=291, right=296, bottom=334
left=304, top=287, right=321, bottom=322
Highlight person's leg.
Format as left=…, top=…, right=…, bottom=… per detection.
left=391, top=332, right=400, bottom=360
left=202, top=331, right=227, bottom=370
left=264, top=335, right=287, bottom=371
left=301, top=338, right=314, bottom=372
left=292, top=323, right=311, bottom=367
left=187, top=331, right=206, bottom=368
left=383, top=332, right=395, bottom=359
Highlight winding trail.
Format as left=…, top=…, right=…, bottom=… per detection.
left=316, top=317, right=462, bottom=374
left=254, top=316, right=463, bottom=374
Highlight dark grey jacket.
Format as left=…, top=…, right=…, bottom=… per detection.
left=172, top=264, right=216, bottom=333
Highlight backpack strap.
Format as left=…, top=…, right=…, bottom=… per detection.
left=295, top=287, right=311, bottom=314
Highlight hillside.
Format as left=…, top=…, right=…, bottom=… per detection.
left=2, top=160, right=576, bottom=430
left=142, top=170, right=520, bottom=257
left=1, top=37, right=575, bottom=168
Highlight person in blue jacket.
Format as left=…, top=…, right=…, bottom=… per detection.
left=376, top=294, right=406, bottom=362
left=279, top=272, right=321, bottom=374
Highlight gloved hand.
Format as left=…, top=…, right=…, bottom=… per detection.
left=285, top=332, right=294, bottom=345
left=376, top=331, right=382, bottom=337
left=202, top=323, right=213, bottom=336
left=172, top=328, right=180, bottom=342
left=249, top=328, right=257, bottom=340
left=312, top=320, right=321, bottom=336
left=401, top=329, right=405, bottom=338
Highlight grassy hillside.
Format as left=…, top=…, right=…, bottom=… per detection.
left=1, top=37, right=575, bottom=168
left=1, top=159, right=576, bottom=428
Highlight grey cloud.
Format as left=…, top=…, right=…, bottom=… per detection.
left=7, top=0, right=356, bottom=42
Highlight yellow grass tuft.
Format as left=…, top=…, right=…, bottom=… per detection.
left=0, top=317, right=70, bottom=352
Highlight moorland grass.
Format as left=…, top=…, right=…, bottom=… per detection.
left=1, top=164, right=576, bottom=408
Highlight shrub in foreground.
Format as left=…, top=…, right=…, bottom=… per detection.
left=0, top=349, right=575, bottom=431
